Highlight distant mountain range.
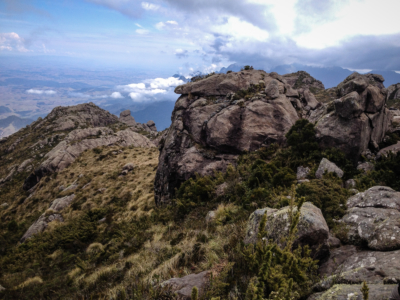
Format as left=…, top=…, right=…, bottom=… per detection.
left=0, top=115, right=34, bottom=138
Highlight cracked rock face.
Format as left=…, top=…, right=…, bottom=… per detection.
left=244, top=202, right=329, bottom=259
left=155, top=70, right=311, bottom=204
left=314, top=72, right=389, bottom=161
left=341, top=186, right=400, bottom=250
left=23, top=127, right=155, bottom=190
left=308, top=284, right=396, bottom=300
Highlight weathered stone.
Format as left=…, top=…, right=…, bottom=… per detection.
left=265, top=79, right=280, bottom=99
left=161, top=271, right=209, bottom=300
left=244, top=202, right=329, bottom=259
left=122, top=163, right=135, bottom=171
left=315, top=158, right=344, bottom=179
left=308, top=284, right=396, bottom=300
left=334, top=91, right=363, bottom=119
left=283, top=71, right=325, bottom=90
left=23, top=128, right=155, bottom=190
left=345, top=179, right=356, bottom=189
left=303, top=89, right=319, bottom=109
left=0, top=203, right=9, bottom=208
left=174, top=70, right=268, bottom=97
left=341, top=186, right=400, bottom=250
left=205, top=211, right=216, bottom=223
left=20, top=194, right=75, bottom=242
left=297, top=166, right=310, bottom=180
left=119, top=110, right=136, bottom=126
left=377, top=141, right=400, bottom=159
left=215, top=182, right=228, bottom=197
left=17, top=158, right=33, bottom=173
left=285, top=85, right=299, bottom=98
left=146, top=120, right=157, bottom=132
left=337, top=72, right=370, bottom=97
left=362, top=86, right=386, bottom=113
left=318, top=245, right=400, bottom=289
left=357, top=162, right=374, bottom=173
left=327, top=234, right=341, bottom=248
left=316, top=112, right=372, bottom=161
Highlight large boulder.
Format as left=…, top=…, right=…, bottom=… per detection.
left=318, top=245, right=400, bottom=288
left=161, top=271, right=209, bottom=299
left=315, top=72, right=389, bottom=161
left=23, top=127, right=155, bottom=190
left=155, top=70, right=309, bottom=204
left=244, top=202, right=329, bottom=259
left=20, top=194, right=75, bottom=242
left=377, top=141, right=400, bottom=159
left=341, top=186, right=400, bottom=250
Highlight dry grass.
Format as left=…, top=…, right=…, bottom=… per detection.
left=15, top=276, right=43, bottom=289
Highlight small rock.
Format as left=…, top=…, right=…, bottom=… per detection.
left=122, top=163, right=135, bottom=171
left=112, top=151, right=118, bottom=155
left=297, top=166, right=310, bottom=180
left=357, top=162, right=375, bottom=173
left=79, top=174, right=84, bottom=178
left=215, top=182, right=228, bottom=197
left=0, top=203, right=9, bottom=208
left=297, top=179, right=310, bottom=184
left=161, top=271, right=209, bottom=300
left=315, top=158, right=344, bottom=179
left=205, top=211, right=216, bottom=223
left=345, top=179, right=356, bottom=189
left=121, top=170, right=128, bottom=176
left=98, top=188, right=107, bottom=193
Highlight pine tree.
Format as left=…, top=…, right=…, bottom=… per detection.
left=361, top=281, right=369, bottom=300
left=191, top=286, right=198, bottom=300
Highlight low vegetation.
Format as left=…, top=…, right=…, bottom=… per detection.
left=1, top=119, right=400, bottom=299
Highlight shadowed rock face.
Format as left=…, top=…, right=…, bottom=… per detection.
left=155, top=70, right=311, bottom=204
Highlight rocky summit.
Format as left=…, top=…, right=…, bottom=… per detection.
left=155, top=70, right=392, bottom=204
left=2, top=70, right=400, bottom=300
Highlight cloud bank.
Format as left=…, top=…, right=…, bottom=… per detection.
left=118, top=76, right=185, bottom=102
left=26, top=89, right=56, bottom=95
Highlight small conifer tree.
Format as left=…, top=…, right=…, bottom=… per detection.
left=361, top=281, right=369, bottom=300
left=191, top=286, right=198, bottom=300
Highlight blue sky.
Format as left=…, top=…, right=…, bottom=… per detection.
left=1, top=0, right=400, bottom=74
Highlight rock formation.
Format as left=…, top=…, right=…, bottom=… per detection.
left=23, top=127, right=155, bottom=190
left=119, top=110, right=158, bottom=133
left=312, top=72, right=390, bottom=161
left=155, top=70, right=318, bottom=204
left=155, top=70, right=391, bottom=204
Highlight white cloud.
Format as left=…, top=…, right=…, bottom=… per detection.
left=135, top=23, right=143, bottom=28
left=26, top=89, right=56, bottom=95
left=0, top=32, right=29, bottom=52
left=136, top=29, right=149, bottom=35
left=118, top=76, right=185, bottom=102
left=155, top=20, right=178, bottom=30
left=166, top=20, right=178, bottom=25
left=141, top=2, right=159, bottom=10
left=110, top=91, right=124, bottom=98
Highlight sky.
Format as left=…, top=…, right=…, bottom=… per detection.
left=1, top=0, right=400, bottom=75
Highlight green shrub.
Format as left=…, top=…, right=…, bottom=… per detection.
left=296, top=175, right=349, bottom=228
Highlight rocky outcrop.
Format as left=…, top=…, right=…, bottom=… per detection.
left=119, top=110, right=137, bottom=126
left=119, top=110, right=158, bottom=134
left=244, top=202, right=329, bottom=259
left=20, top=194, right=75, bottom=242
left=314, top=72, right=390, bottom=161
left=387, top=83, right=400, bottom=104
left=341, top=186, right=400, bottom=250
left=161, top=271, right=209, bottom=299
left=377, top=141, right=400, bottom=159
left=38, top=102, right=119, bottom=132
left=155, top=70, right=311, bottom=204
left=283, top=71, right=325, bottom=91
left=315, top=158, right=344, bottom=179
left=23, top=127, right=155, bottom=190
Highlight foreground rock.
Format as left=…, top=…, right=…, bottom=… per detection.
left=377, top=141, right=400, bottom=159
left=244, top=202, right=329, bottom=259
left=161, top=271, right=209, bottom=299
left=341, top=186, right=400, bottom=250
left=23, top=127, right=155, bottom=190
left=308, top=284, right=396, bottom=300
left=20, top=194, right=75, bottom=242
left=318, top=245, right=400, bottom=287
